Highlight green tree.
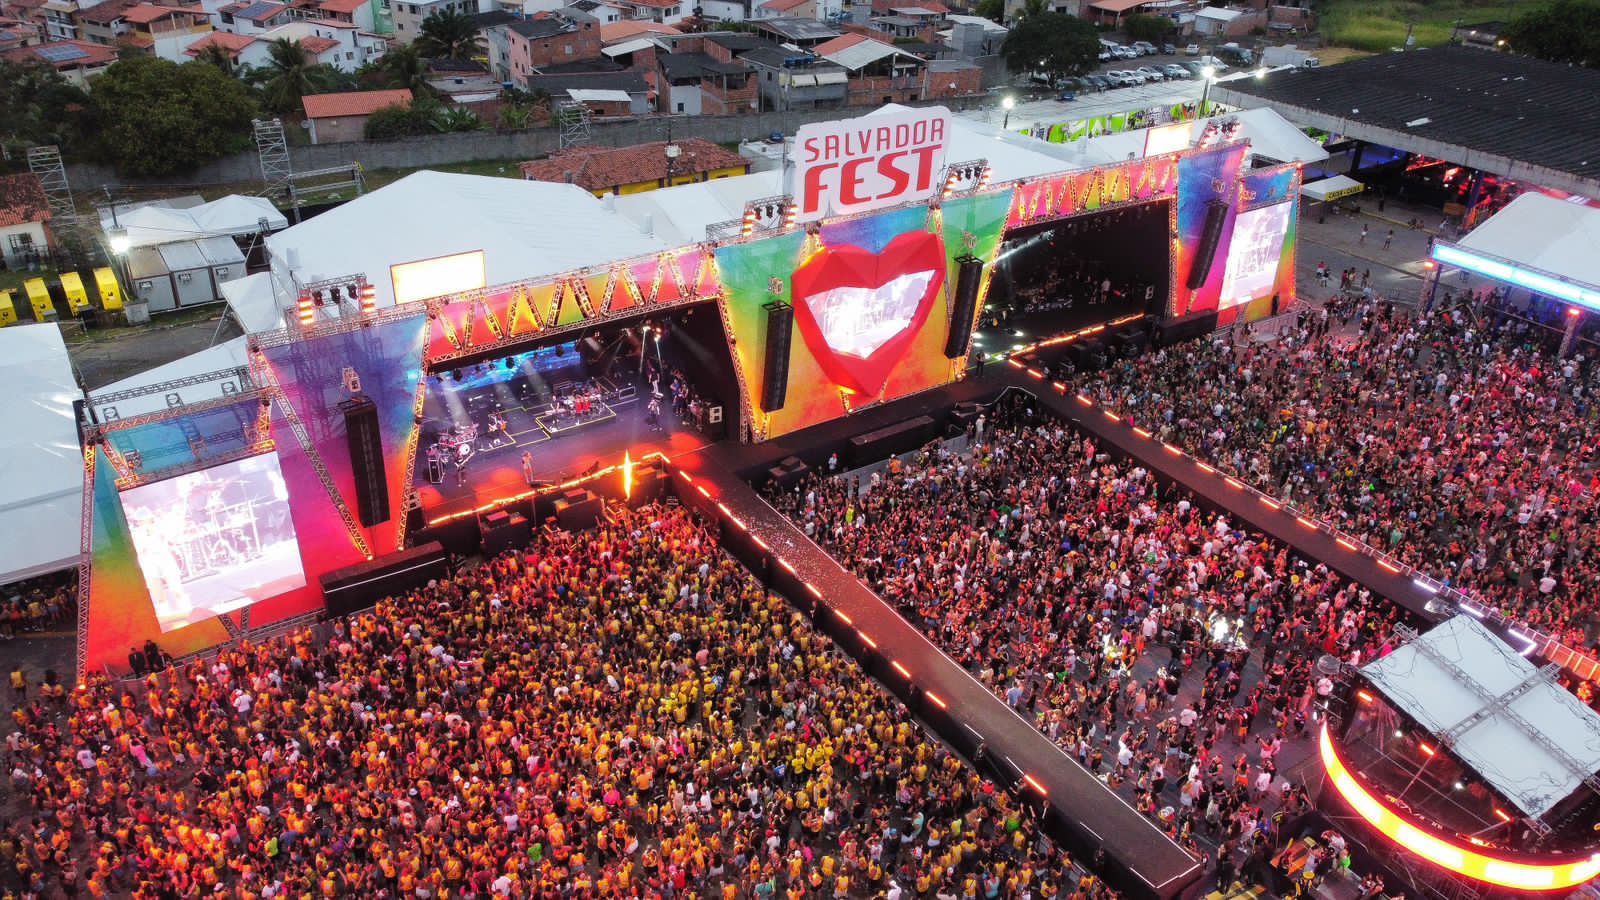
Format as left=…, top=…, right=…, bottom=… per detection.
left=1502, top=0, right=1600, bottom=67
left=249, top=38, right=350, bottom=113
left=0, top=60, right=96, bottom=155
left=378, top=42, right=433, bottom=95
left=1020, top=0, right=1046, bottom=17
left=192, top=42, right=238, bottom=76
left=431, top=106, right=483, bottom=132
left=363, top=102, right=430, bottom=139
left=975, top=0, right=1004, bottom=21
left=90, top=56, right=256, bottom=176
left=415, top=9, right=486, bottom=61
left=1123, top=13, right=1174, bottom=43
left=1001, top=12, right=1101, bottom=81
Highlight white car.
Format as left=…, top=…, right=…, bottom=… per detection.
left=1104, top=71, right=1135, bottom=87
left=1120, top=69, right=1147, bottom=84
left=1136, top=66, right=1165, bottom=81
left=1185, top=43, right=1201, bottom=55
left=1162, top=64, right=1190, bottom=78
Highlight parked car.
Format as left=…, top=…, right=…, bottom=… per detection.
left=1098, top=48, right=1113, bottom=61
left=1103, top=71, right=1134, bottom=87
left=1135, top=65, right=1165, bottom=81
left=1083, top=73, right=1111, bottom=91
left=1118, top=46, right=1140, bottom=58
left=1131, top=41, right=1157, bottom=55
left=1121, top=69, right=1148, bottom=84
left=1162, top=63, right=1190, bottom=78
left=1185, top=43, right=1201, bottom=55
left=1162, top=42, right=1177, bottom=54
left=1057, top=90, right=1077, bottom=102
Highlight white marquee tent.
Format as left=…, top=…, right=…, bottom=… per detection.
left=115, top=195, right=288, bottom=249
left=1452, top=192, right=1600, bottom=296
left=0, top=325, right=84, bottom=583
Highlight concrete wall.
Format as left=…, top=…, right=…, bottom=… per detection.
left=65, top=99, right=989, bottom=191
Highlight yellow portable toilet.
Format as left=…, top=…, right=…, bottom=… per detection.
left=94, top=267, right=123, bottom=310
left=23, top=277, right=55, bottom=321
left=60, top=271, right=91, bottom=314
left=0, top=289, right=17, bottom=326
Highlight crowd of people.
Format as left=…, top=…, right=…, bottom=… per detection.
left=0, top=572, right=75, bottom=641
left=2, top=504, right=1098, bottom=899
left=766, top=392, right=1404, bottom=880
left=1074, top=293, right=1600, bottom=649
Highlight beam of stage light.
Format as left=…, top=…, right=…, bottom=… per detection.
left=622, top=451, right=633, bottom=500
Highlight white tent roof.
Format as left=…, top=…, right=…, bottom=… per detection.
left=265, top=170, right=670, bottom=311
left=115, top=195, right=287, bottom=248
left=1301, top=174, right=1364, bottom=202
left=221, top=272, right=285, bottom=334
left=0, top=325, right=84, bottom=584
left=568, top=88, right=634, bottom=102
left=1362, top=616, right=1600, bottom=818
left=1195, top=6, right=1241, bottom=20
left=1454, top=192, right=1600, bottom=293
left=87, top=337, right=252, bottom=421
left=190, top=195, right=289, bottom=237
left=943, top=12, right=1007, bottom=33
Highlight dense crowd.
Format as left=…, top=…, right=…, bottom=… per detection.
left=1, top=572, right=75, bottom=641
left=2, top=505, right=1094, bottom=899
left=1074, top=295, right=1600, bottom=647
left=768, top=393, right=1403, bottom=872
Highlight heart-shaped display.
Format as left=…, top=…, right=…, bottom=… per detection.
left=789, top=230, right=947, bottom=398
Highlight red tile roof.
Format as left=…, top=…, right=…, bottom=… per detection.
left=299, top=34, right=338, bottom=53
left=599, top=20, right=678, bottom=43
left=120, top=3, right=188, bottom=23
left=762, top=0, right=812, bottom=11
left=316, top=0, right=368, bottom=13
left=1, top=37, right=117, bottom=67
left=0, top=173, right=51, bottom=229
left=813, top=32, right=871, bottom=55
left=183, top=30, right=256, bottom=54
left=301, top=88, right=412, bottom=119
left=75, top=0, right=138, bottom=23
left=519, top=138, right=748, bottom=193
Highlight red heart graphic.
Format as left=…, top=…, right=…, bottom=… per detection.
left=789, top=230, right=947, bottom=398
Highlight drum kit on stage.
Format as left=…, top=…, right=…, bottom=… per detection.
left=427, top=423, right=478, bottom=484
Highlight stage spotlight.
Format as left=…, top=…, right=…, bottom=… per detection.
left=505, top=358, right=516, bottom=370
left=346, top=284, right=358, bottom=300
left=451, top=369, right=462, bottom=380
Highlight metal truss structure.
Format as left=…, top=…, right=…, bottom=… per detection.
left=253, top=118, right=293, bottom=193
left=27, top=145, right=77, bottom=227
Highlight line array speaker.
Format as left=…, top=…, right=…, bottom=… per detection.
left=1184, top=199, right=1231, bottom=290
left=945, top=254, right=984, bottom=359
left=761, top=301, right=793, bottom=412
left=340, top=395, right=390, bottom=527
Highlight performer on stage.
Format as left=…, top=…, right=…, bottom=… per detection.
left=521, top=450, right=535, bottom=486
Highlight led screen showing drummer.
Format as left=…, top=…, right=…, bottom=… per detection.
left=120, top=452, right=306, bottom=633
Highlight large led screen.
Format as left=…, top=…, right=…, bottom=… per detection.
left=1218, top=200, right=1293, bottom=310
left=717, top=190, right=1011, bottom=440
left=120, top=452, right=306, bottom=632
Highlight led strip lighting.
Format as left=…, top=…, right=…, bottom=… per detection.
left=1431, top=244, right=1600, bottom=311
left=1318, top=725, right=1600, bottom=891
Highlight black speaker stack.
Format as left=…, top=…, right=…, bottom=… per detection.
left=320, top=541, right=450, bottom=618
left=479, top=508, right=532, bottom=556
left=339, top=395, right=389, bottom=527
left=944, top=254, right=984, bottom=359
left=760, top=301, right=793, bottom=412
left=1185, top=199, right=1231, bottom=290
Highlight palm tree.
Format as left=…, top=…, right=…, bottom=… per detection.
left=256, top=37, right=317, bottom=113
left=381, top=42, right=432, bottom=96
left=415, top=9, right=485, bottom=61
left=193, top=42, right=236, bottom=76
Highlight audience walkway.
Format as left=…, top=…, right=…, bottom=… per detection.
left=684, top=444, right=1208, bottom=899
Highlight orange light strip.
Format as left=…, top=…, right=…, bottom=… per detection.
left=1379, top=560, right=1402, bottom=574
left=1225, top=477, right=1244, bottom=489
left=858, top=630, right=878, bottom=650
left=1163, top=442, right=1181, bottom=455
left=1298, top=517, right=1318, bottom=529
left=834, top=609, right=853, bottom=626
left=805, top=583, right=823, bottom=599
left=1419, top=742, right=1436, bottom=757
left=424, top=451, right=671, bottom=526
left=1023, top=774, right=1048, bottom=796
left=1259, top=497, right=1280, bottom=510
left=697, top=485, right=711, bottom=498
left=1133, top=426, right=1152, bottom=438
left=1196, top=462, right=1215, bottom=473
left=926, top=690, right=948, bottom=710
left=1319, top=725, right=1600, bottom=891
left=1337, top=537, right=1358, bottom=551
left=1076, top=394, right=1093, bottom=406
left=778, top=559, right=797, bottom=574
left=1357, top=690, right=1375, bottom=703
left=891, top=661, right=911, bottom=678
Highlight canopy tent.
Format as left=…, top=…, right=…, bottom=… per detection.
left=87, top=337, right=252, bottom=421
left=1301, top=174, right=1365, bottom=202
left=189, top=195, right=289, bottom=238
left=0, top=325, right=84, bottom=584
left=1041, top=108, right=1328, bottom=169
left=222, top=272, right=285, bottom=334
left=1361, top=616, right=1600, bottom=819
left=114, top=195, right=288, bottom=248
left=1436, top=192, right=1600, bottom=311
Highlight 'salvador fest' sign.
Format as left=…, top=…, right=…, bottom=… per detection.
left=793, top=106, right=952, bottom=223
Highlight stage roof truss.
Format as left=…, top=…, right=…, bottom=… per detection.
left=1363, top=617, right=1600, bottom=820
